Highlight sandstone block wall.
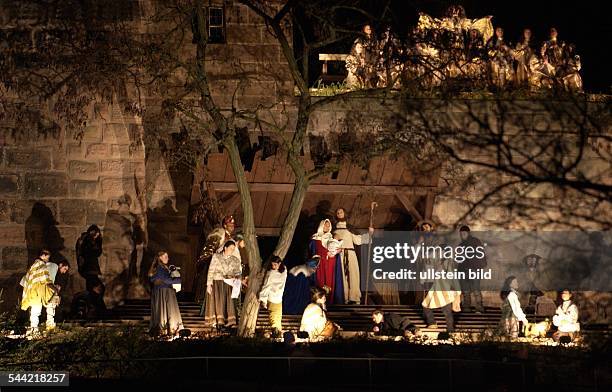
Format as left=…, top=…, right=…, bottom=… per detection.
left=1, top=1, right=294, bottom=309
left=0, top=104, right=146, bottom=309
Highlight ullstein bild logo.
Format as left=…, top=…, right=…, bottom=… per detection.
left=360, top=231, right=612, bottom=292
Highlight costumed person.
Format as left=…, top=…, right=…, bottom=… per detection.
left=353, top=24, right=378, bottom=88
left=438, top=5, right=468, bottom=79
left=412, top=18, right=443, bottom=89
left=46, top=260, right=70, bottom=323
left=421, top=256, right=461, bottom=333
left=414, top=220, right=437, bottom=305
left=345, top=41, right=367, bottom=89
left=75, top=224, right=103, bottom=293
left=309, top=219, right=344, bottom=305
left=513, top=28, right=535, bottom=88
left=299, top=287, right=340, bottom=342
left=528, top=47, right=555, bottom=90
left=520, top=253, right=545, bottom=313
left=376, top=25, right=404, bottom=88
left=148, top=251, right=183, bottom=337
left=541, top=27, right=566, bottom=71
left=204, top=240, right=241, bottom=330
left=194, top=215, right=238, bottom=304
left=458, top=225, right=486, bottom=313
left=259, top=255, right=288, bottom=336
left=20, top=250, right=57, bottom=335
left=439, top=5, right=493, bottom=42
left=465, top=28, right=487, bottom=86
left=416, top=6, right=492, bottom=86
left=70, top=280, right=107, bottom=320
left=371, top=309, right=419, bottom=337
left=282, top=256, right=321, bottom=315
left=552, top=289, right=580, bottom=341
left=558, top=44, right=583, bottom=92
left=333, top=208, right=373, bottom=304
left=499, top=276, right=529, bottom=338
left=486, top=27, right=514, bottom=89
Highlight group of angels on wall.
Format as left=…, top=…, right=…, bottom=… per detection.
left=345, top=5, right=583, bottom=92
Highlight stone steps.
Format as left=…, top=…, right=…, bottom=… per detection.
left=67, top=299, right=509, bottom=333
left=66, top=299, right=611, bottom=336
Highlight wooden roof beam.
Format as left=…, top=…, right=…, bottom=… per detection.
left=394, top=191, right=423, bottom=222
left=210, top=182, right=436, bottom=195
left=425, top=191, right=436, bottom=220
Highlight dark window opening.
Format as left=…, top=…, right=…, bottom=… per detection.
left=207, top=6, right=225, bottom=44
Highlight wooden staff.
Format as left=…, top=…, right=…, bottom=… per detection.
left=364, top=201, right=378, bottom=305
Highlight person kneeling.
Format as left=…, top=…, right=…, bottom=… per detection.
left=372, top=309, right=419, bottom=337
left=552, top=289, right=580, bottom=342
left=299, top=287, right=340, bottom=342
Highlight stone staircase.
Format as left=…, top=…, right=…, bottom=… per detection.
left=65, top=299, right=511, bottom=333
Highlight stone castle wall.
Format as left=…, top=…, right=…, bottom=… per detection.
left=0, top=0, right=292, bottom=310
left=0, top=104, right=146, bottom=308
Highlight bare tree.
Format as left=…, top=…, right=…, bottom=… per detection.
left=385, top=94, right=612, bottom=230
left=3, top=0, right=608, bottom=337
left=1, top=0, right=404, bottom=336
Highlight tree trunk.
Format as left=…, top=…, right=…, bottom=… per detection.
left=223, top=138, right=265, bottom=337
left=274, top=170, right=309, bottom=258
left=238, top=271, right=265, bottom=336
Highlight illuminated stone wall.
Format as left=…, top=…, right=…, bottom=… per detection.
left=0, top=0, right=292, bottom=309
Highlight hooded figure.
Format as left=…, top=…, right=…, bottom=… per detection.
left=309, top=219, right=344, bottom=305
left=76, top=224, right=103, bottom=292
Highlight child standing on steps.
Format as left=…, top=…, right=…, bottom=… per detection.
left=259, top=255, right=287, bottom=337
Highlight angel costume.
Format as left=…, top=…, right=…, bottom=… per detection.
left=513, top=36, right=536, bottom=88
left=558, top=45, right=583, bottom=92
left=345, top=42, right=367, bottom=89
left=415, top=9, right=492, bottom=86
left=486, top=34, right=514, bottom=88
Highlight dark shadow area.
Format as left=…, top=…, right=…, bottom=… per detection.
left=103, top=194, right=141, bottom=305
left=25, top=202, right=67, bottom=264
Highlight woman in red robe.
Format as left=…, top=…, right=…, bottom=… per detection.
left=309, top=219, right=344, bottom=304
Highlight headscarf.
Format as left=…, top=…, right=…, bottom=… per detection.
left=312, top=219, right=333, bottom=243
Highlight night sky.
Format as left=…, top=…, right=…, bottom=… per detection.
left=313, top=0, right=611, bottom=93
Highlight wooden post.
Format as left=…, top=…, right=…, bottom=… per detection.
left=364, top=201, right=377, bottom=305
left=425, top=191, right=436, bottom=220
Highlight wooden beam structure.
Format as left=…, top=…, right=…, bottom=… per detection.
left=210, top=182, right=436, bottom=195
left=223, top=193, right=242, bottom=215
left=394, top=191, right=423, bottom=223
left=425, top=191, right=436, bottom=220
